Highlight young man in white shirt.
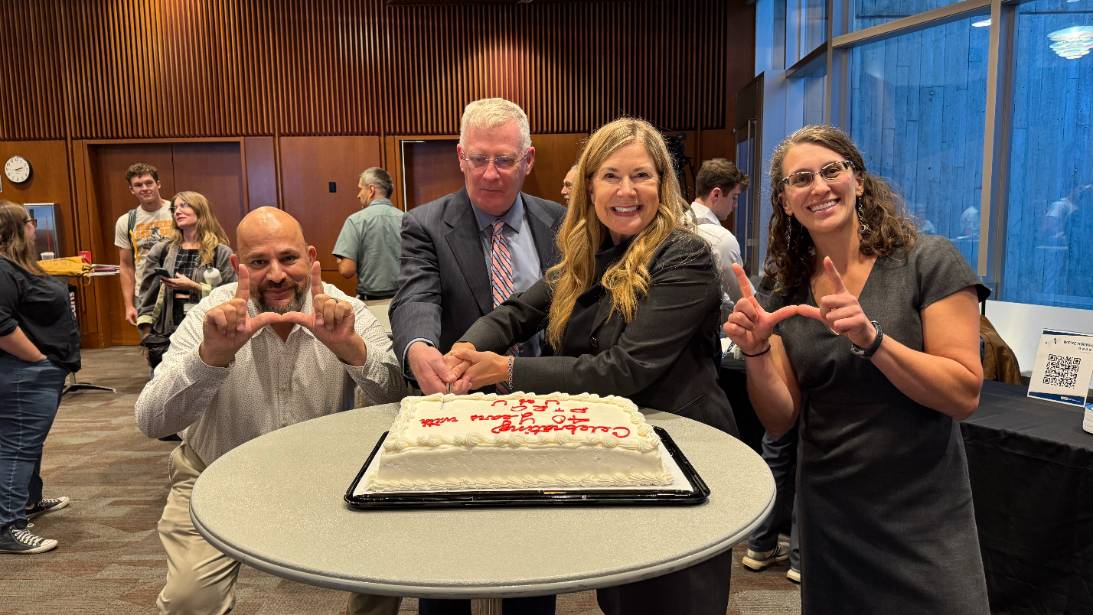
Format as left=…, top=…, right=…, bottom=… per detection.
left=114, top=163, right=174, bottom=325
left=690, top=158, right=748, bottom=309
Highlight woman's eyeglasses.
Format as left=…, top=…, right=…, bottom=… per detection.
left=24, top=217, right=37, bottom=227
left=780, top=160, right=854, bottom=190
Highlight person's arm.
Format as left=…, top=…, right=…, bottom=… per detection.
left=857, top=289, right=982, bottom=418
left=457, top=238, right=724, bottom=395
left=332, top=217, right=361, bottom=280
left=344, top=285, right=407, bottom=403
left=336, top=257, right=357, bottom=279
left=118, top=247, right=137, bottom=325
left=798, top=256, right=984, bottom=420
left=459, top=279, right=552, bottom=352
left=0, top=327, right=47, bottom=363
left=135, top=270, right=284, bottom=438
left=388, top=212, right=445, bottom=381
left=134, top=290, right=231, bottom=438
left=0, top=267, right=48, bottom=362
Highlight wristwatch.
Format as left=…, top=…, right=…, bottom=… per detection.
left=850, top=320, right=884, bottom=358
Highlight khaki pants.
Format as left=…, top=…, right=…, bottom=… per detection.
left=156, top=442, right=401, bottom=615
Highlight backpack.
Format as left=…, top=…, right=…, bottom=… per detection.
left=127, top=208, right=139, bottom=261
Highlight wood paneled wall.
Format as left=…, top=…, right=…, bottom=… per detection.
left=0, top=0, right=754, bottom=347
left=1, top=0, right=749, bottom=139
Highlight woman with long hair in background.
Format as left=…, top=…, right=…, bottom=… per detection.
left=0, top=201, right=79, bottom=554
left=137, top=190, right=235, bottom=371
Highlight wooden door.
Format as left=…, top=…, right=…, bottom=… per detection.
left=90, top=142, right=245, bottom=346
left=401, top=140, right=463, bottom=210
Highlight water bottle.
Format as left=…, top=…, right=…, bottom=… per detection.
left=203, top=268, right=222, bottom=288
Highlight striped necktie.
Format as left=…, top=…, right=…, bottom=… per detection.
left=490, top=219, right=516, bottom=393
left=490, top=219, right=515, bottom=308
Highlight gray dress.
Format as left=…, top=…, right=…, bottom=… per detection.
left=767, top=235, right=990, bottom=615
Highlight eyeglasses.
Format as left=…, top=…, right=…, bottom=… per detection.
left=460, top=151, right=529, bottom=171
left=24, top=218, right=37, bottom=227
left=169, top=202, right=192, bottom=214
left=780, top=160, right=854, bottom=190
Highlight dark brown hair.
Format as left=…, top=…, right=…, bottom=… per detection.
left=766, top=125, right=917, bottom=294
left=0, top=201, right=44, bottom=275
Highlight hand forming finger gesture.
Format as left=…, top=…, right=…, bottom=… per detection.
left=280, top=261, right=366, bottom=365
left=199, top=266, right=282, bottom=367
left=797, top=257, right=876, bottom=349
left=722, top=263, right=800, bottom=355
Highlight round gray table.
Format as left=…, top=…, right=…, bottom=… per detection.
left=190, top=403, right=774, bottom=600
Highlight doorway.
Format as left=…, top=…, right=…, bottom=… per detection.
left=89, top=142, right=246, bottom=346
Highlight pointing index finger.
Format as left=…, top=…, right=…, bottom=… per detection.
left=234, top=265, right=250, bottom=303
left=823, top=257, right=849, bottom=294
left=310, top=260, right=323, bottom=297
left=731, top=263, right=754, bottom=299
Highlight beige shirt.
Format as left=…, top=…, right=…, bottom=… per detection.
left=134, top=282, right=406, bottom=464
left=114, top=204, right=174, bottom=301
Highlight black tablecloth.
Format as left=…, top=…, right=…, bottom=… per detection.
left=962, top=381, right=1093, bottom=615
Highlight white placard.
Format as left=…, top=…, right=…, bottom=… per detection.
left=1027, top=330, right=1093, bottom=421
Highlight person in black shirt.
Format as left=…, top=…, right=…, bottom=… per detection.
left=0, top=201, right=80, bottom=554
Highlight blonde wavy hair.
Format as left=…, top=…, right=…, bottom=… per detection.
left=168, top=191, right=230, bottom=266
left=0, top=201, right=44, bottom=275
left=546, top=117, right=688, bottom=348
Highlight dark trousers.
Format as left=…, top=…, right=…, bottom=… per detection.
left=596, top=550, right=734, bottom=615
left=419, top=596, right=556, bottom=615
left=746, top=427, right=800, bottom=570
left=0, top=356, right=67, bottom=530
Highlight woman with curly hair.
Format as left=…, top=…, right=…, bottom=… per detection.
left=724, top=125, right=990, bottom=614
left=450, top=117, right=736, bottom=615
left=0, top=201, right=78, bottom=554
left=137, top=191, right=235, bottom=371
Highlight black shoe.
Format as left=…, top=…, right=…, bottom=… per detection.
left=25, top=496, right=70, bottom=519
left=0, top=524, right=58, bottom=554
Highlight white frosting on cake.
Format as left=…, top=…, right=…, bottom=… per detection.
left=364, top=392, right=673, bottom=492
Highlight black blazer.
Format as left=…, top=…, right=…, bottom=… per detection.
left=389, top=187, right=565, bottom=365
left=462, top=230, right=737, bottom=437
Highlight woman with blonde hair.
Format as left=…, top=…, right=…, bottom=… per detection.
left=137, top=191, right=235, bottom=370
left=0, top=201, right=79, bottom=554
left=450, top=117, right=737, bottom=615
left=724, top=124, right=989, bottom=613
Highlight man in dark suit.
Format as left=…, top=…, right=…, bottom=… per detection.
left=390, top=98, right=565, bottom=396
left=390, top=99, right=564, bottom=614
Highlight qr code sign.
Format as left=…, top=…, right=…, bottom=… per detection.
left=1044, top=354, right=1082, bottom=389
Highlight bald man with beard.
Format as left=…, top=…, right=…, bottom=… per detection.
left=136, top=207, right=405, bottom=615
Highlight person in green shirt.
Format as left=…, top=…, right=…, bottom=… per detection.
left=334, top=167, right=404, bottom=300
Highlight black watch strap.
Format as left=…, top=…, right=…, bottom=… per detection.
left=850, top=320, right=884, bottom=358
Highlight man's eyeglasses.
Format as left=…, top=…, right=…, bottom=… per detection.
left=460, top=152, right=529, bottom=171
left=780, top=160, right=854, bottom=190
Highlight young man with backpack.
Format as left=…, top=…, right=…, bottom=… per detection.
left=114, top=163, right=174, bottom=326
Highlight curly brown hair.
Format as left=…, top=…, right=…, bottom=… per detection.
left=766, top=125, right=917, bottom=294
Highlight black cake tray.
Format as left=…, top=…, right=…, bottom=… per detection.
left=344, top=426, right=709, bottom=510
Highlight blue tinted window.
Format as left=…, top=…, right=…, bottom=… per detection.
left=788, top=0, right=827, bottom=64
left=851, top=0, right=969, bottom=31
left=1001, top=0, right=1093, bottom=308
left=849, top=15, right=990, bottom=269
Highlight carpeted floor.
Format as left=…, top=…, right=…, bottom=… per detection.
left=0, top=347, right=800, bottom=615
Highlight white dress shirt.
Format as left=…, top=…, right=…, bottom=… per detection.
left=135, top=281, right=406, bottom=465
left=690, top=201, right=743, bottom=303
